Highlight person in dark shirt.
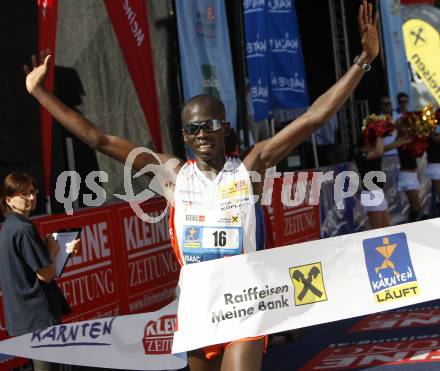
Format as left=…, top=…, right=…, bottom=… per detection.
left=0, top=172, right=79, bottom=371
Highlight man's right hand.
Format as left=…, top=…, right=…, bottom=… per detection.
left=23, top=49, right=51, bottom=95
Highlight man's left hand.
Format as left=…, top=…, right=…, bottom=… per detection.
left=358, top=0, right=379, bottom=62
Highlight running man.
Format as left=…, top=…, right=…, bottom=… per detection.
left=23, top=1, right=379, bottom=370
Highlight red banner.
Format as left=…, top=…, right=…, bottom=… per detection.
left=116, top=199, right=180, bottom=314
left=36, top=208, right=125, bottom=321
left=38, top=0, right=58, bottom=197
left=349, top=306, right=440, bottom=333
left=266, top=173, right=320, bottom=248
left=301, top=337, right=440, bottom=370
left=104, top=0, right=163, bottom=152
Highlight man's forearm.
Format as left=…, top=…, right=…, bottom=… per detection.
left=32, top=87, right=105, bottom=150
left=257, top=53, right=371, bottom=167
left=306, top=51, right=372, bottom=128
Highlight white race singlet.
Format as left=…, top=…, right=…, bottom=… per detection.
left=170, top=158, right=264, bottom=265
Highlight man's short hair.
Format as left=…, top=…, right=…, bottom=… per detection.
left=181, top=95, right=226, bottom=123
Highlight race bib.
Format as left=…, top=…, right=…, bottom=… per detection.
left=182, top=226, right=242, bottom=264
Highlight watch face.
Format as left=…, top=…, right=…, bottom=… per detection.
left=363, top=63, right=371, bottom=72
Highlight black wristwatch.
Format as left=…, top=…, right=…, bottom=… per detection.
left=353, top=55, right=371, bottom=72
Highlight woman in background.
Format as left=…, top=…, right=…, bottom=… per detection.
left=0, top=171, right=79, bottom=371
left=355, top=117, right=410, bottom=229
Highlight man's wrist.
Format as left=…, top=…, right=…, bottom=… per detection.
left=359, top=51, right=374, bottom=64
left=31, top=85, right=47, bottom=98
left=353, top=54, right=372, bottom=72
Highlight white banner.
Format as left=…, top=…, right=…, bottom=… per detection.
left=0, top=300, right=186, bottom=370
left=172, top=219, right=440, bottom=353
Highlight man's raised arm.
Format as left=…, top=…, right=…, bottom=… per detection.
left=24, top=49, right=182, bottom=173
left=246, top=0, right=379, bottom=170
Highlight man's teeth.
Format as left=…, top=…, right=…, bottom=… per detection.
left=198, top=140, right=212, bottom=148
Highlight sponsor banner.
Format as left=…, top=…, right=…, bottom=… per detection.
left=36, top=209, right=124, bottom=321
left=172, top=219, right=440, bottom=352
left=175, top=0, right=237, bottom=129
left=243, top=0, right=270, bottom=121
left=38, top=0, right=58, bottom=196
left=349, top=305, right=440, bottom=332
left=104, top=0, right=163, bottom=152
left=379, top=0, right=412, bottom=110
left=267, top=0, right=309, bottom=110
left=268, top=175, right=320, bottom=246
left=403, top=18, right=440, bottom=105
left=0, top=300, right=186, bottom=370
left=300, top=334, right=440, bottom=370
left=243, top=0, right=309, bottom=121
left=116, top=199, right=180, bottom=313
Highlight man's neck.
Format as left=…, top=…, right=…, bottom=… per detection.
left=195, top=157, right=226, bottom=179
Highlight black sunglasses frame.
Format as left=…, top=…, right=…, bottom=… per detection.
left=183, top=119, right=229, bottom=135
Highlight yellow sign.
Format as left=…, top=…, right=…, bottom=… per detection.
left=219, top=180, right=249, bottom=199
left=403, top=19, right=440, bottom=105
left=289, top=262, right=328, bottom=306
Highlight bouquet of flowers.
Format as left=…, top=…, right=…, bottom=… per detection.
left=361, top=114, right=395, bottom=146
left=396, top=104, right=438, bottom=157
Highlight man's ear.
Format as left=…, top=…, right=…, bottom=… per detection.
left=182, top=129, right=188, bottom=143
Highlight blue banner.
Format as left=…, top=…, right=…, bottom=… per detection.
left=380, top=0, right=412, bottom=110
left=176, top=0, right=237, bottom=129
left=243, top=0, right=309, bottom=121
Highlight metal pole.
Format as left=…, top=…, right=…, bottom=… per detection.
left=311, top=133, right=320, bottom=169
left=66, top=137, right=80, bottom=211
left=234, top=0, right=250, bottom=149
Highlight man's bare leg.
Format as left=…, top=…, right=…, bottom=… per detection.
left=220, top=338, right=265, bottom=371
left=188, top=348, right=222, bottom=371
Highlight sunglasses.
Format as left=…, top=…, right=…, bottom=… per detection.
left=398, top=100, right=408, bottom=104
left=381, top=101, right=391, bottom=105
left=183, top=119, right=228, bottom=135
